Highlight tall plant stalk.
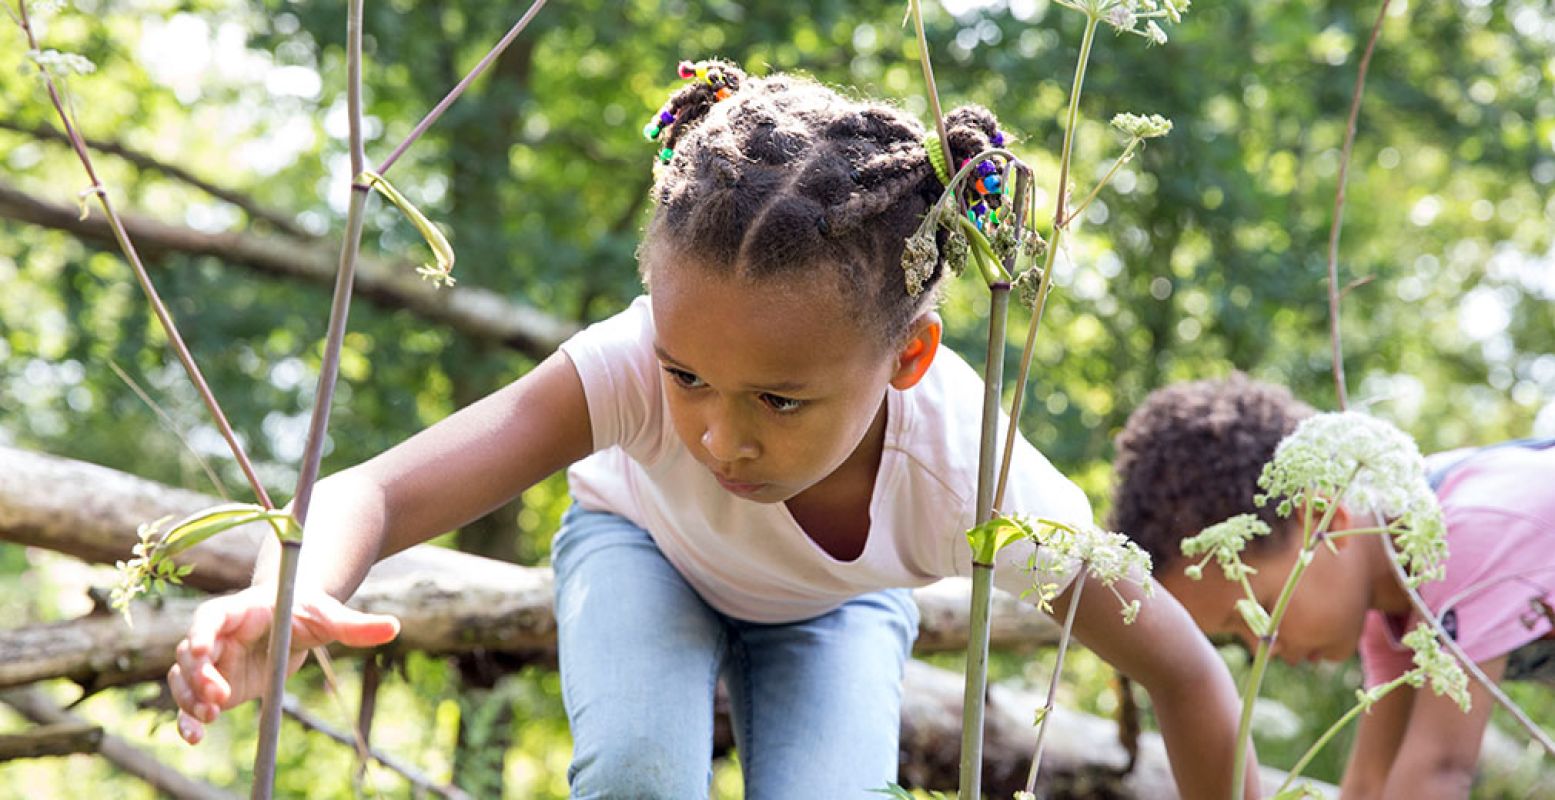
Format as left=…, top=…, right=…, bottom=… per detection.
left=992, top=13, right=1098, bottom=513
left=959, top=283, right=1010, bottom=799
left=250, top=0, right=368, bottom=794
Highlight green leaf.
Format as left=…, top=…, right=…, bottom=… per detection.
left=966, top=515, right=1031, bottom=565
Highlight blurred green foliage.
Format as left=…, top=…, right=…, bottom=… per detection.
left=2, top=0, right=1552, bottom=796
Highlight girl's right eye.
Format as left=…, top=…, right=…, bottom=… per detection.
left=663, top=366, right=706, bottom=389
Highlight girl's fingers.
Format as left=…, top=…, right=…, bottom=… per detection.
left=328, top=608, right=402, bottom=648
left=186, top=596, right=244, bottom=659
left=167, top=663, right=198, bottom=715
left=177, top=709, right=205, bottom=745
left=199, top=662, right=232, bottom=708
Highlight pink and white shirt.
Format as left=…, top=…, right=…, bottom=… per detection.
left=1360, top=443, right=1555, bottom=686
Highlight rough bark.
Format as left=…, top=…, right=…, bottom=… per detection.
left=0, top=181, right=576, bottom=359
left=0, top=119, right=313, bottom=240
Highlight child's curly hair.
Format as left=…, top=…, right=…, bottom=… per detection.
left=638, top=60, right=1005, bottom=345
left=1109, top=374, right=1316, bottom=572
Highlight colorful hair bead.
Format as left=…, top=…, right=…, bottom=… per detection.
left=983, top=174, right=1001, bottom=193
left=659, top=147, right=674, bottom=163
left=991, top=131, right=1006, bottom=147
left=678, top=61, right=696, bottom=79
left=976, top=160, right=997, bottom=177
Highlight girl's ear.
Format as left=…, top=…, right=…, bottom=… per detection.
left=1327, top=503, right=1355, bottom=548
left=890, top=314, right=941, bottom=390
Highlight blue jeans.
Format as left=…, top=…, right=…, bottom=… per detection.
left=551, top=503, right=920, bottom=799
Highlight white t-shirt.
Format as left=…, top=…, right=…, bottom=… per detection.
left=559, top=296, right=1092, bottom=623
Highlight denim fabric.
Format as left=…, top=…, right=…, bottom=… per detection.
left=551, top=503, right=920, bottom=799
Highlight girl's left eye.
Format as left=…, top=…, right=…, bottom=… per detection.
left=761, top=393, right=803, bottom=413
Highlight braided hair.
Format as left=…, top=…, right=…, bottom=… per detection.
left=639, top=61, right=1007, bottom=345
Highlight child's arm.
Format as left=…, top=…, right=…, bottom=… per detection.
left=1337, top=684, right=1411, bottom=798
left=1056, top=574, right=1260, bottom=800
left=1342, top=656, right=1506, bottom=800
left=170, top=351, right=594, bottom=743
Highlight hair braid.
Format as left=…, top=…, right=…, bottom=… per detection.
left=640, top=65, right=1014, bottom=344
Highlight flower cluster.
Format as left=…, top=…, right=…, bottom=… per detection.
left=1111, top=112, right=1174, bottom=140
left=1026, top=517, right=1154, bottom=623
left=1063, top=0, right=1191, bottom=45
left=24, top=48, right=95, bottom=79
left=110, top=516, right=193, bottom=623
left=900, top=230, right=938, bottom=297
left=1180, top=513, right=1271, bottom=582
left=1402, top=623, right=1471, bottom=712
left=1254, top=411, right=1449, bottom=584
left=1256, top=412, right=1431, bottom=519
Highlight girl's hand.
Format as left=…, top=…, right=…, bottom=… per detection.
left=167, top=587, right=401, bottom=745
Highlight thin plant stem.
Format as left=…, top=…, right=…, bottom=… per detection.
left=1326, top=0, right=1393, bottom=410
left=993, top=14, right=1099, bottom=511
left=375, top=0, right=548, bottom=176
left=107, top=361, right=232, bottom=500
left=1062, top=138, right=1139, bottom=227
left=1275, top=673, right=1411, bottom=794
left=1377, top=521, right=1555, bottom=758
left=15, top=0, right=274, bottom=511
left=252, top=1, right=368, bottom=795
left=1052, top=15, right=1099, bottom=228
left=908, top=0, right=953, bottom=172
left=959, top=283, right=1011, bottom=800
left=1025, top=575, right=1086, bottom=793
left=1229, top=477, right=1354, bottom=797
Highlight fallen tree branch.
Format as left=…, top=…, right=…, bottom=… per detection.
left=0, top=720, right=102, bottom=761
left=0, top=181, right=576, bottom=359
left=897, top=660, right=1330, bottom=798
left=0, top=119, right=314, bottom=240
left=1, top=687, right=238, bottom=800
left=0, top=446, right=1059, bottom=692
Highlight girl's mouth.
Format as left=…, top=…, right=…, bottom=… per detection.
left=713, top=473, right=767, bottom=496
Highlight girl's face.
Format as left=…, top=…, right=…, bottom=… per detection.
left=1159, top=523, right=1377, bottom=665
left=649, top=262, right=903, bottom=505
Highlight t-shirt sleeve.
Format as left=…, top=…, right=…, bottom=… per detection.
left=556, top=297, right=668, bottom=464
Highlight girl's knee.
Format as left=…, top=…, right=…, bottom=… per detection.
left=567, top=735, right=710, bottom=799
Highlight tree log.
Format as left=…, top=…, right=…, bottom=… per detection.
left=0, top=180, right=576, bottom=359
left=897, top=660, right=1331, bottom=798
left=0, top=721, right=102, bottom=761
left=0, top=446, right=1058, bottom=692
left=2, top=687, right=238, bottom=800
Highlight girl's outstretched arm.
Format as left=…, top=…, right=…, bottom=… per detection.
left=1057, top=575, right=1260, bottom=799
left=255, top=349, right=595, bottom=599
left=1368, top=656, right=1505, bottom=800
left=172, top=351, right=593, bottom=743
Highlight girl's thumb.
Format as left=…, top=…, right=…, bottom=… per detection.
left=329, top=605, right=402, bottom=648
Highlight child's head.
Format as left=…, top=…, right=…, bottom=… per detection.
left=1111, top=375, right=1385, bottom=662
left=634, top=61, right=1007, bottom=505
left=639, top=60, right=1004, bottom=348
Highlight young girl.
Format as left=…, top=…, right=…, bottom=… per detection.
left=1112, top=374, right=1555, bottom=799
left=167, top=61, right=1252, bottom=798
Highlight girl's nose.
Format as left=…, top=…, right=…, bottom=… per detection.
left=701, top=420, right=759, bottom=463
